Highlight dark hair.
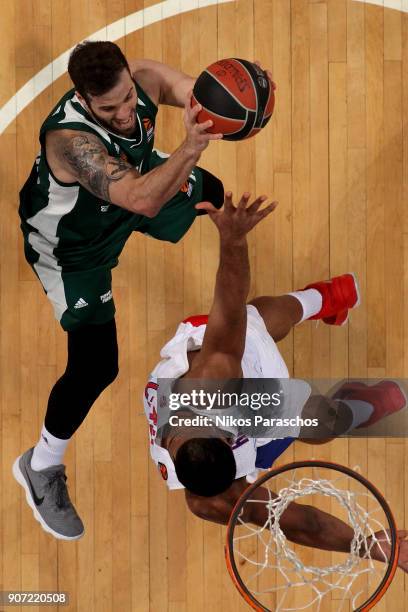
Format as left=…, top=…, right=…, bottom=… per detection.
left=175, top=438, right=236, bottom=497
left=68, top=41, right=131, bottom=101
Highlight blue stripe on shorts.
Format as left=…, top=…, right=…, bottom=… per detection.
left=255, top=438, right=295, bottom=469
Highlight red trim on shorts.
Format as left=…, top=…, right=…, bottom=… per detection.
left=182, top=314, right=209, bottom=327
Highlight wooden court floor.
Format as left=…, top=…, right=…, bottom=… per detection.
left=1, top=0, right=407, bottom=610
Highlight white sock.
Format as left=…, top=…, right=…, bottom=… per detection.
left=334, top=399, right=374, bottom=432
left=288, top=289, right=323, bottom=322
left=31, top=425, right=71, bottom=471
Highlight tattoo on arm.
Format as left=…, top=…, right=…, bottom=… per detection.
left=58, top=133, right=134, bottom=201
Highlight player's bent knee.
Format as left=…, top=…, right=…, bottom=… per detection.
left=99, top=362, right=119, bottom=388
left=89, top=357, right=119, bottom=393
left=66, top=361, right=119, bottom=396
left=198, top=167, right=224, bottom=213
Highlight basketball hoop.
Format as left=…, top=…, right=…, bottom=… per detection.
left=225, top=461, right=399, bottom=611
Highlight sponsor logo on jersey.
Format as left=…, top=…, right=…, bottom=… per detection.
left=158, top=462, right=168, bottom=481
left=100, top=289, right=113, bottom=304
left=142, top=117, right=154, bottom=142
left=74, top=298, right=88, bottom=309
left=100, top=204, right=110, bottom=212
left=180, top=180, right=193, bottom=197
left=114, top=143, right=120, bottom=154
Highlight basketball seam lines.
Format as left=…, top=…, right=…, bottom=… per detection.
left=263, top=83, right=273, bottom=119
left=234, top=60, right=259, bottom=130
left=195, top=104, right=245, bottom=123
left=204, top=68, right=257, bottom=114
left=198, top=106, right=250, bottom=136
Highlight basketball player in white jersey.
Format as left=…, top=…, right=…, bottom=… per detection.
left=144, top=192, right=408, bottom=563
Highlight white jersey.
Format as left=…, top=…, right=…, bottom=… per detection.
left=144, top=305, right=290, bottom=490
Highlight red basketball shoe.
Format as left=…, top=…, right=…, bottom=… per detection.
left=303, top=273, right=360, bottom=326
left=333, top=380, right=406, bottom=428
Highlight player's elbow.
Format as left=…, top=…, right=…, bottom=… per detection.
left=126, top=180, right=162, bottom=217
left=128, top=193, right=161, bottom=217
left=137, top=202, right=160, bottom=218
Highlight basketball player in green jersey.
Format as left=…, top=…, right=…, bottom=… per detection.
left=15, top=40, right=263, bottom=540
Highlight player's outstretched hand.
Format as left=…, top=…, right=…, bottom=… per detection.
left=396, top=532, right=408, bottom=573
left=370, top=529, right=408, bottom=573
left=183, top=91, right=223, bottom=156
left=195, top=191, right=278, bottom=243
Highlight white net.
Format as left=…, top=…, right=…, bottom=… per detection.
left=230, top=465, right=395, bottom=611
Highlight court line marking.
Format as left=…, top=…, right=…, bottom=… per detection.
left=0, top=0, right=407, bottom=136
left=0, top=0, right=234, bottom=135
left=353, top=0, right=408, bottom=10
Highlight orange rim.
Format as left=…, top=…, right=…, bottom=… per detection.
left=225, top=460, right=399, bottom=612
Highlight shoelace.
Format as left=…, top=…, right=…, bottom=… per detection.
left=47, top=472, right=70, bottom=509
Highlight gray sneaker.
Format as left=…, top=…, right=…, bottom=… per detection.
left=12, top=448, right=84, bottom=540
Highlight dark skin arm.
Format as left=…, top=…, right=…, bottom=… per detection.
left=186, top=478, right=354, bottom=552
left=185, top=480, right=408, bottom=570
left=182, top=193, right=277, bottom=380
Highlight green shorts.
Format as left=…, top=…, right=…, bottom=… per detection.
left=26, top=167, right=207, bottom=331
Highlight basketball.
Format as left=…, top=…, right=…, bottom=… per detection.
left=192, top=58, right=275, bottom=141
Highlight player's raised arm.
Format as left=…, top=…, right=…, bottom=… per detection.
left=184, top=193, right=277, bottom=377
left=130, top=58, right=195, bottom=107
left=186, top=479, right=408, bottom=572
left=46, top=111, right=220, bottom=217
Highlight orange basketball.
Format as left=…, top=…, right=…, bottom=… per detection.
left=192, top=58, right=275, bottom=141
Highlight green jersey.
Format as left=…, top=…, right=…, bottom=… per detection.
left=18, top=81, right=204, bottom=330
left=19, top=81, right=167, bottom=270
